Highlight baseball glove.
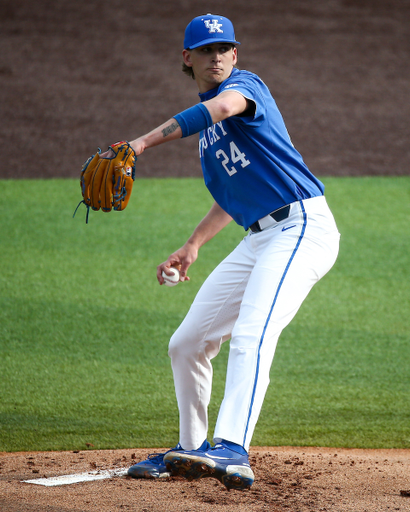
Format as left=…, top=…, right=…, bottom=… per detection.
left=74, top=141, right=136, bottom=223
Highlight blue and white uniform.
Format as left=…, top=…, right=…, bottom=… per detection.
left=198, top=68, right=324, bottom=230
left=168, top=68, right=340, bottom=451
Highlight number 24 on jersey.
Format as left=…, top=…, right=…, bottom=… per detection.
left=216, top=141, right=250, bottom=176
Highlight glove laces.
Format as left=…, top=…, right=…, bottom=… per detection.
left=73, top=200, right=90, bottom=224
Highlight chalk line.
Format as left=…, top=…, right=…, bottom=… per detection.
left=23, top=467, right=129, bottom=486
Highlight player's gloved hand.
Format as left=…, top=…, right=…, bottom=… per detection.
left=74, top=141, right=136, bottom=223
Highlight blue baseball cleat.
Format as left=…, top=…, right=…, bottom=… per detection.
left=128, top=451, right=175, bottom=479
left=127, top=440, right=210, bottom=479
left=164, top=440, right=254, bottom=490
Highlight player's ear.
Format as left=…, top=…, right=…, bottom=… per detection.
left=232, top=47, right=238, bottom=66
left=182, top=49, right=193, bottom=67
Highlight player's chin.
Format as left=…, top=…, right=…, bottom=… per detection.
left=206, top=70, right=224, bottom=81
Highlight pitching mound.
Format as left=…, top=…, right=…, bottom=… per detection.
left=1, top=446, right=409, bottom=511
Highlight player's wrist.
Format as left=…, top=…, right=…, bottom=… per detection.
left=128, top=138, right=146, bottom=156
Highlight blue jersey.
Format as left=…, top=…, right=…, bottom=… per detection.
left=198, top=68, right=324, bottom=230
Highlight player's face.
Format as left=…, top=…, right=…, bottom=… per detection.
left=183, top=43, right=238, bottom=93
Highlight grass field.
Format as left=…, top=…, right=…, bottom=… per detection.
left=1, top=177, right=409, bottom=452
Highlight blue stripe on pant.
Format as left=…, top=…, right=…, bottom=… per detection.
left=242, top=200, right=308, bottom=447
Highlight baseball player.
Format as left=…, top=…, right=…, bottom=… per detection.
left=126, top=14, right=340, bottom=490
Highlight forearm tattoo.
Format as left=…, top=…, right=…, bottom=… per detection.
left=162, top=121, right=180, bottom=138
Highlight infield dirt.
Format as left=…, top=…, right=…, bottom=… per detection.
left=1, top=446, right=410, bottom=512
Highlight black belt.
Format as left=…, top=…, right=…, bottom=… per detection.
left=249, top=205, right=291, bottom=233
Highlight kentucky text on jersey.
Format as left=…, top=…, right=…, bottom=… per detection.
left=199, top=122, right=228, bottom=157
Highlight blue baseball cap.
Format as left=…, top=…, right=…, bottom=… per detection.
left=184, top=14, right=240, bottom=50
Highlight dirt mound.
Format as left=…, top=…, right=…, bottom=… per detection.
left=1, top=446, right=410, bottom=511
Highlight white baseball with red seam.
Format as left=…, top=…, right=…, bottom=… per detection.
left=162, top=267, right=180, bottom=287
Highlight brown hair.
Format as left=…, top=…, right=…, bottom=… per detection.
left=182, top=62, right=195, bottom=79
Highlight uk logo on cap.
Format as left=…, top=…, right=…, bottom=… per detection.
left=204, top=19, right=223, bottom=34
left=184, top=14, right=240, bottom=49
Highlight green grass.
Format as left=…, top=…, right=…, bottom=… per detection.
left=1, top=177, right=409, bottom=452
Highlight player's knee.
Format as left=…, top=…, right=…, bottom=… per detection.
left=168, top=328, right=214, bottom=360
left=168, top=329, right=191, bottom=359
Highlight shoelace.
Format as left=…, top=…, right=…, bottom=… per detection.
left=147, top=452, right=166, bottom=464
left=147, top=443, right=182, bottom=465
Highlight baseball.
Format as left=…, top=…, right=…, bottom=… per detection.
left=162, top=267, right=180, bottom=287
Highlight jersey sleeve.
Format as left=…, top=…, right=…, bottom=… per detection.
left=218, top=72, right=267, bottom=127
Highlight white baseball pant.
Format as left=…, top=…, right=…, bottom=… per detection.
left=168, top=195, right=340, bottom=451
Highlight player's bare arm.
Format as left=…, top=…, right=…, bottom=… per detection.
left=96, top=119, right=182, bottom=159
left=157, top=201, right=233, bottom=284
left=129, top=118, right=182, bottom=156
left=184, top=200, right=233, bottom=252
left=129, top=90, right=247, bottom=157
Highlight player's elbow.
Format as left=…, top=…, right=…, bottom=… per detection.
left=216, top=99, right=236, bottom=119
left=206, top=98, right=239, bottom=123
left=211, top=92, right=248, bottom=121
